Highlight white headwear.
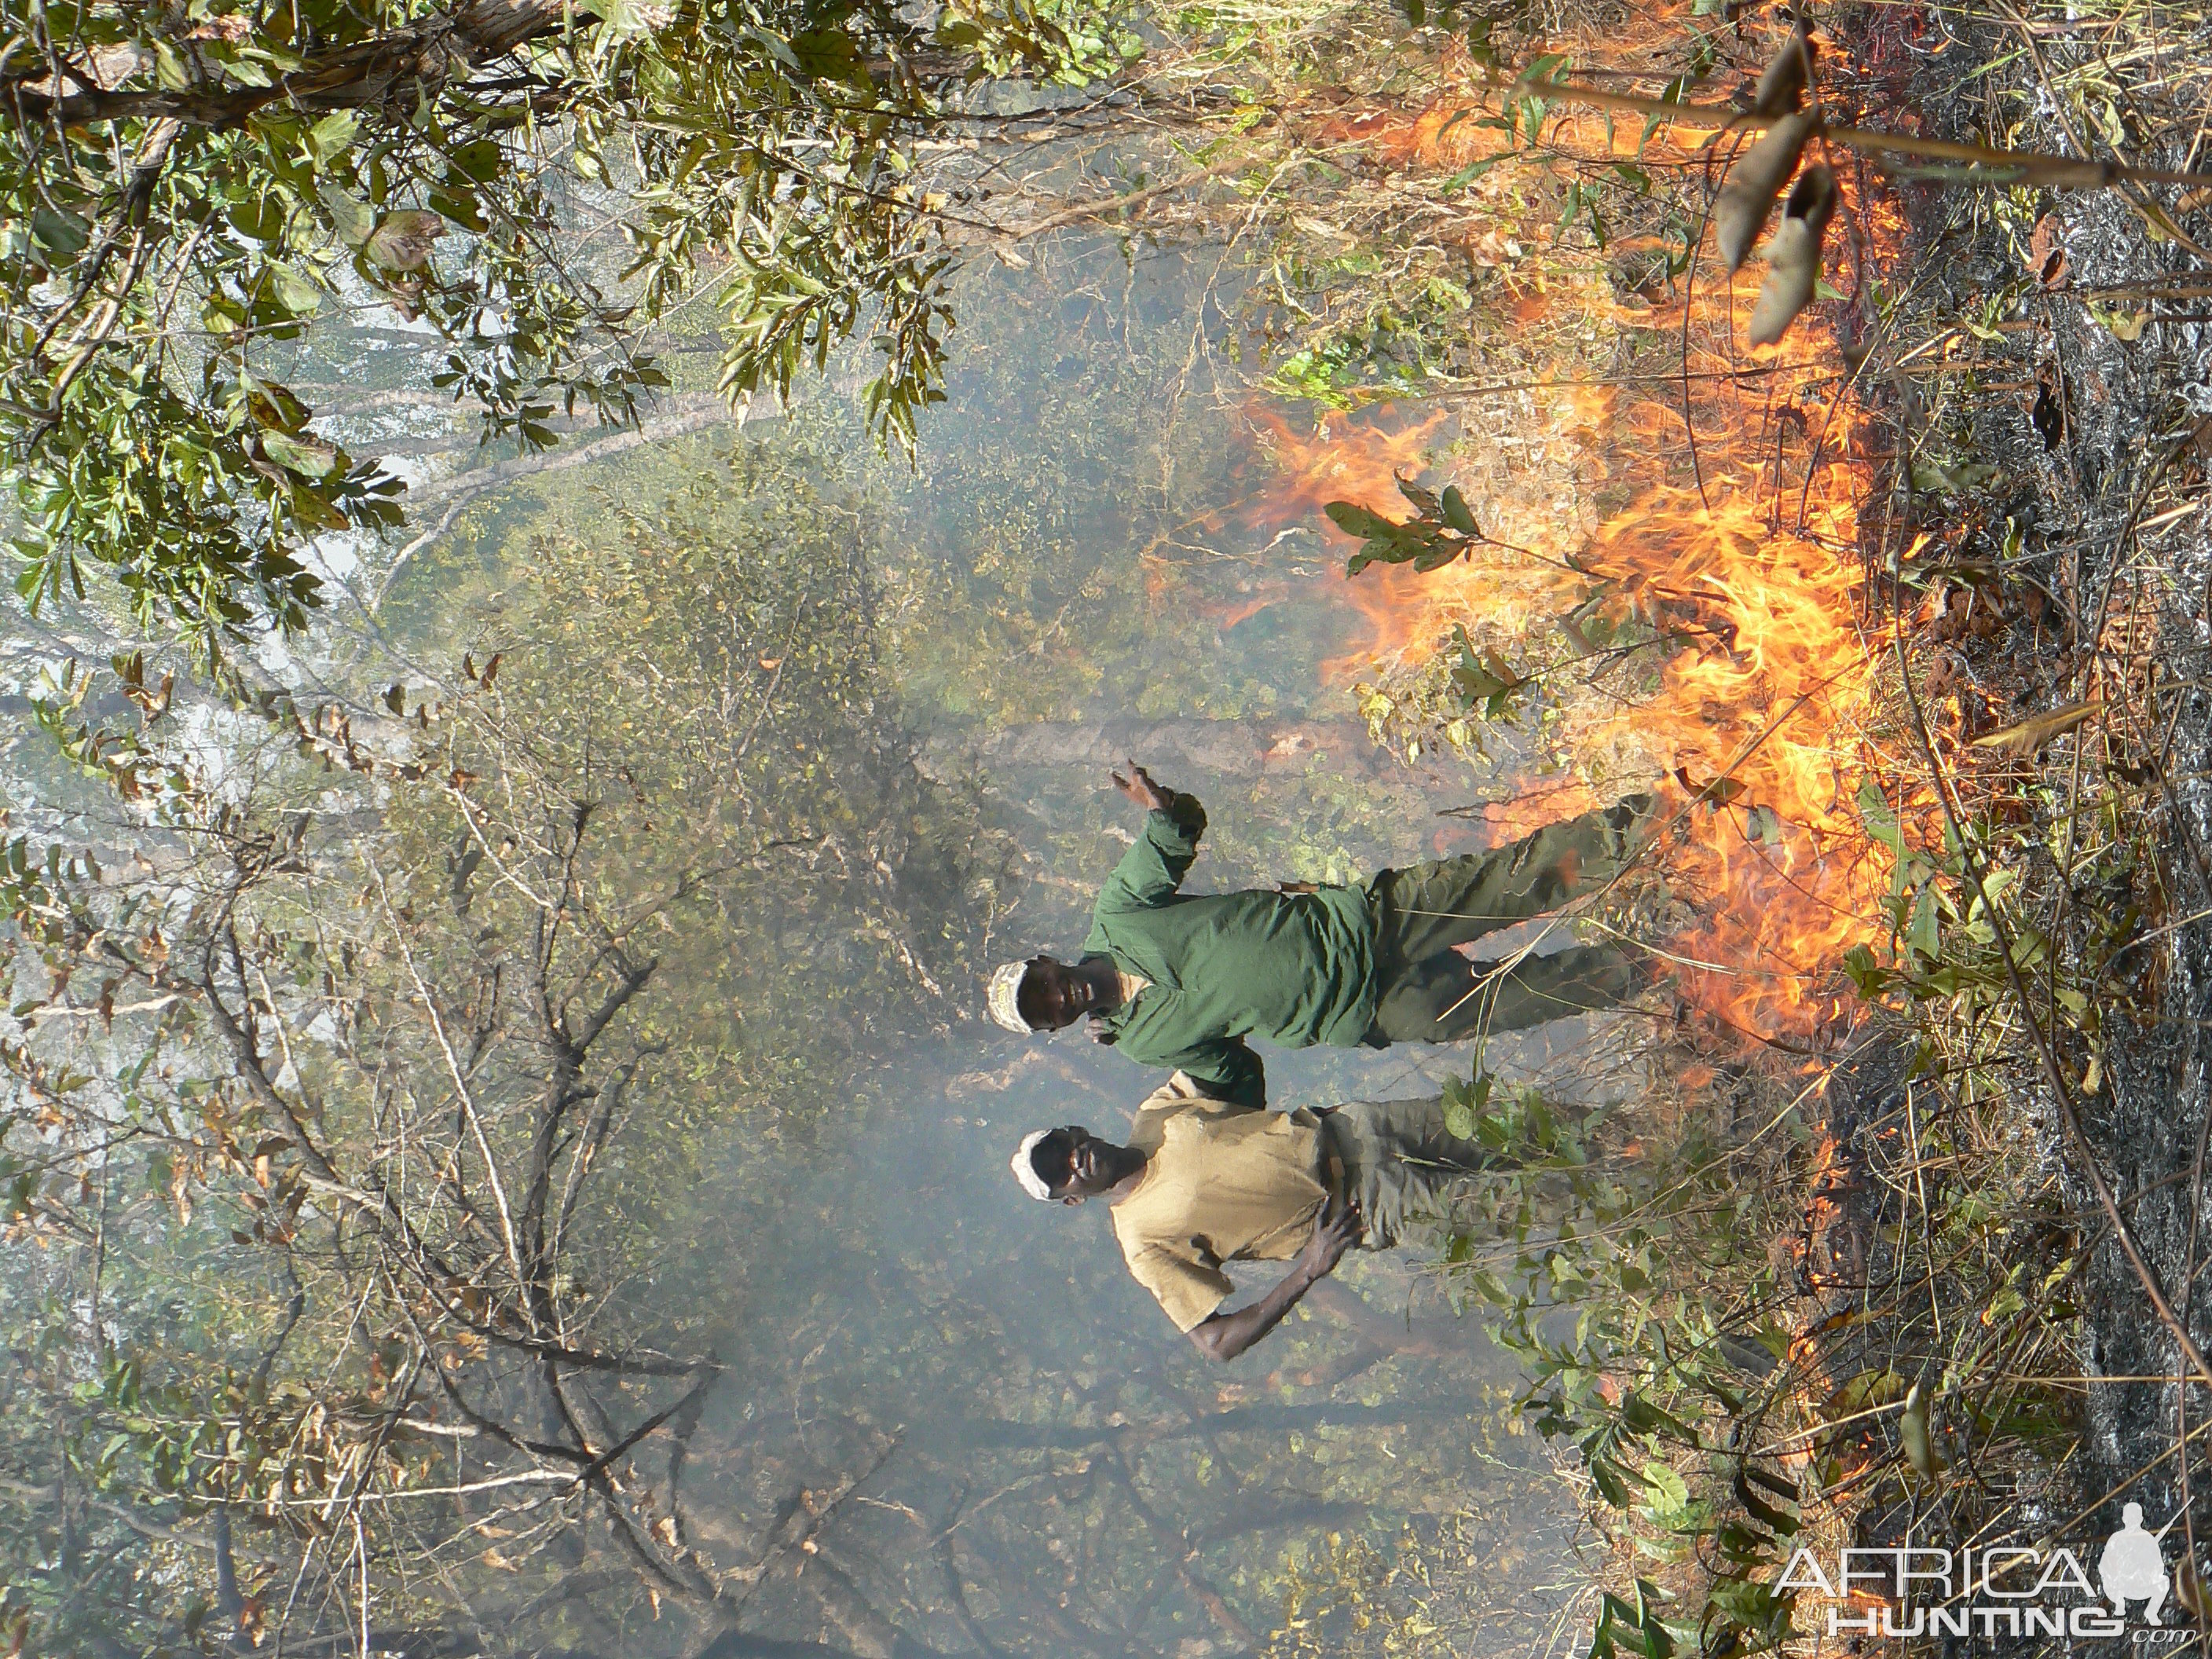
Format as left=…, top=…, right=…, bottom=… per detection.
left=1010, top=1130, right=1056, bottom=1200
left=987, top=961, right=1033, bottom=1035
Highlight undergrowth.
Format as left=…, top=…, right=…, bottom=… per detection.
left=1240, top=0, right=2212, bottom=1647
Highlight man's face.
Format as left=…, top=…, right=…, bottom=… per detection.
left=1017, top=957, right=1101, bottom=1031
left=1031, top=1126, right=1124, bottom=1203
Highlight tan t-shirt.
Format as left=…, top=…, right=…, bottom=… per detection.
left=1110, top=1074, right=1330, bottom=1331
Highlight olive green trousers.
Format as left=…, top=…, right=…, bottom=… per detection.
left=1364, top=801, right=1647, bottom=1042
left=1318, top=1095, right=1502, bottom=1251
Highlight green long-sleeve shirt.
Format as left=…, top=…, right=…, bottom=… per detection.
left=1083, top=795, right=1379, bottom=1107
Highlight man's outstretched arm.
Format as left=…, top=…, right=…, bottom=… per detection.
left=1094, top=762, right=1209, bottom=913
left=1188, top=1198, right=1364, bottom=1363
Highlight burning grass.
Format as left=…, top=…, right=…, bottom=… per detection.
left=1219, top=2, right=2189, bottom=1648
left=1123, top=0, right=2212, bottom=1643
left=1245, top=141, right=1910, bottom=1042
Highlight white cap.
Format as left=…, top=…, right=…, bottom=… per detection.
left=987, top=961, right=1033, bottom=1035
left=1011, top=1130, right=1056, bottom=1200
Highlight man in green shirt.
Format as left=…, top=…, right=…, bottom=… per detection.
left=984, top=763, right=1657, bottom=1106
left=1009, top=1073, right=1507, bottom=1359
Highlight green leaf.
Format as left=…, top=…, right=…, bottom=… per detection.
left=1396, top=476, right=1441, bottom=518
left=792, top=27, right=866, bottom=82
left=448, top=137, right=503, bottom=184
left=271, top=263, right=323, bottom=316
left=319, top=184, right=375, bottom=247
left=152, top=37, right=193, bottom=89
left=1855, top=778, right=1904, bottom=855
left=748, top=26, right=802, bottom=69
left=1631, top=1583, right=1675, bottom=1659
left=30, top=206, right=90, bottom=257
left=1620, top=1390, right=1699, bottom=1445
left=1439, top=153, right=1504, bottom=192
left=427, top=185, right=489, bottom=234
left=1325, top=501, right=1400, bottom=540
left=1639, top=1460, right=1690, bottom=1511
left=261, top=431, right=342, bottom=478
left=1589, top=1456, right=1632, bottom=1508
left=233, top=192, right=289, bottom=244
left=1840, top=944, right=1889, bottom=998
left=1442, top=1095, right=1478, bottom=1140
left=1732, top=1464, right=1798, bottom=1535
left=308, top=110, right=361, bottom=164
left=216, top=49, right=275, bottom=86
left=1905, top=883, right=1940, bottom=960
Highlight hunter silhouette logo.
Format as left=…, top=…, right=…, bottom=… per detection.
left=2100, top=1503, right=2172, bottom=1624
left=1778, top=1509, right=2187, bottom=1639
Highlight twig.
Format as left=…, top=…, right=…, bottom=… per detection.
left=1503, top=73, right=2212, bottom=189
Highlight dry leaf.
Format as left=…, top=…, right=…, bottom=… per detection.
left=2176, top=1555, right=2207, bottom=1620
left=1747, top=164, right=1837, bottom=346
left=2027, top=214, right=2069, bottom=289
left=1900, top=1380, right=1944, bottom=1481
left=1969, top=699, right=2102, bottom=755
left=1715, top=113, right=1813, bottom=272
left=1749, top=20, right=1815, bottom=116
left=365, top=209, right=446, bottom=272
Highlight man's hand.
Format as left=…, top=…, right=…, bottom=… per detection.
left=1300, top=1196, right=1364, bottom=1280
left=1111, top=760, right=1174, bottom=815
left=1187, top=1195, right=1364, bottom=1364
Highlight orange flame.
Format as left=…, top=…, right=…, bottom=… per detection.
left=1573, top=485, right=1894, bottom=1035
left=1247, top=24, right=1910, bottom=1042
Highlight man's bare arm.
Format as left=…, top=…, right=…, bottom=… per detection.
left=1188, top=1199, right=1364, bottom=1363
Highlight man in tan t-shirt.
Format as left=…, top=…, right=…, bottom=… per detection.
left=1009, top=1074, right=1505, bottom=1361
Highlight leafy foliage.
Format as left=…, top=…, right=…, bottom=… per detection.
left=1326, top=476, right=1487, bottom=575
left=1428, top=1067, right=1809, bottom=1659
left=0, top=0, right=1131, bottom=654
left=0, top=434, right=1024, bottom=1653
